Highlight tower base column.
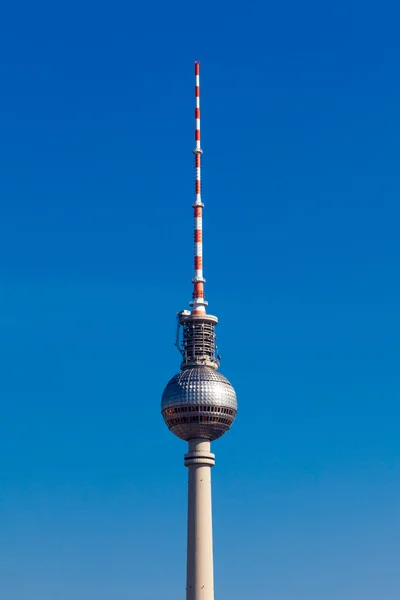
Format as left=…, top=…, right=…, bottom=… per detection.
left=184, top=439, right=215, bottom=600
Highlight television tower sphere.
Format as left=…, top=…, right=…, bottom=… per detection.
left=161, top=366, right=237, bottom=441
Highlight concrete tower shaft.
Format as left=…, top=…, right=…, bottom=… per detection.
left=185, top=439, right=215, bottom=600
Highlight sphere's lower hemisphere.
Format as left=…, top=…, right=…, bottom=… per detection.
left=161, top=367, right=237, bottom=441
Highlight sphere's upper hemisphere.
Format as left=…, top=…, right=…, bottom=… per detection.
left=161, top=366, right=237, bottom=441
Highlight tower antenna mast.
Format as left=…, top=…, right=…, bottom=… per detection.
left=191, top=61, right=207, bottom=316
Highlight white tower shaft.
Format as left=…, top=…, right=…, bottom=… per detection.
left=185, top=439, right=215, bottom=600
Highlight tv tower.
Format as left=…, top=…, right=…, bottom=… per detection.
left=161, top=62, right=238, bottom=600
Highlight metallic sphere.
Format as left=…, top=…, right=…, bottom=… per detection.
left=161, top=366, right=237, bottom=441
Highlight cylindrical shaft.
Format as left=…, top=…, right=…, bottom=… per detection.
left=184, top=439, right=215, bottom=600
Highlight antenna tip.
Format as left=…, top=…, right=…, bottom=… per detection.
left=194, top=61, right=200, bottom=74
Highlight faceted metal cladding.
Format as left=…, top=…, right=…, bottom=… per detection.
left=161, top=366, right=237, bottom=441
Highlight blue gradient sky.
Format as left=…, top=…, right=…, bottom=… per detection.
left=1, top=1, right=400, bottom=598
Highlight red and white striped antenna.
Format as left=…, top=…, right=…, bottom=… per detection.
left=175, top=62, right=219, bottom=369
left=190, top=61, right=208, bottom=316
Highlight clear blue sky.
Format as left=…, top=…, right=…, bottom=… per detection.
left=0, top=1, right=399, bottom=598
